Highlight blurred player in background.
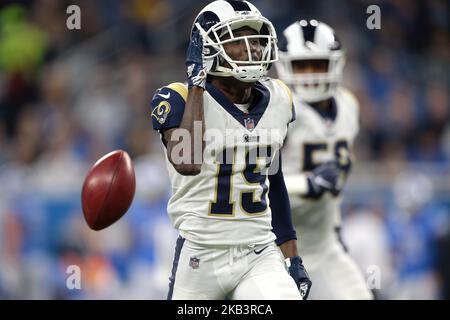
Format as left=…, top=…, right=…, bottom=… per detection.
left=276, top=20, right=373, bottom=299
left=150, top=0, right=311, bottom=300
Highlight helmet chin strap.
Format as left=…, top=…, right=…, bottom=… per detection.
left=232, top=65, right=266, bottom=82
left=209, top=60, right=267, bottom=82
left=293, top=83, right=336, bottom=103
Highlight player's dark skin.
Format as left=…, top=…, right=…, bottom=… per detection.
left=292, top=59, right=334, bottom=113
left=210, top=27, right=262, bottom=104
left=163, top=26, right=299, bottom=259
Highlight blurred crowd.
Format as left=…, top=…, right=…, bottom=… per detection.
left=0, top=0, right=448, bottom=299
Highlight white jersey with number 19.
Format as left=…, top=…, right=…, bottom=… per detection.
left=151, top=78, right=295, bottom=246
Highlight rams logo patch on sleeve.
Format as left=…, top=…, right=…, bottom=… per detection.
left=152, top=100, right=171, bottom=125
left=150, top=82, right=187, bottom=131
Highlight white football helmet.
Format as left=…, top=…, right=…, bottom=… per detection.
left=191, top=0, right=278, bottom=82
left=276, top=20, right=345, bottom=102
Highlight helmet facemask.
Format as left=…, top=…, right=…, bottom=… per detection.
left=277, top=51, right=345, bottom=102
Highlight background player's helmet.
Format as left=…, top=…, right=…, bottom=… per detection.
left=191, top=0, right=278, bottom=82
left=276, top=20, right=345, bottom=102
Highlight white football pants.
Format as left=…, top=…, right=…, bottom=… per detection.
left=168, top=237, right=302, bottom=300
left=300, top=240, right=374, bottom=300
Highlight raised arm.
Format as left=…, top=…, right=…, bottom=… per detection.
left=161, top=29, right=209, bottom=176
left=164, top=86, right=205, bottom=176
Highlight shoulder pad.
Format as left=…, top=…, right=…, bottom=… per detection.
left=274, top=79, right=295, bottom=123
left=150, top=82, right=188, bottom=131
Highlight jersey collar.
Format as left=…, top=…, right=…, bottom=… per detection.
left=205, top=81, right=271, bottom=131
left=309, top=98, right=338, bottom=122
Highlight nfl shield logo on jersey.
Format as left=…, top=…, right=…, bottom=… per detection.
left=189, top=256, right=200, bottom=269
left=244, top=117, right=255, bottom=131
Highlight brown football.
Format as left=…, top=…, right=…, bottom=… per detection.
left=81, top=150, right=136, bottom=231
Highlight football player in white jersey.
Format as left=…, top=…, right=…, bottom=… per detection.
left=150, top=1, right=311, bottom=300
left=275, top=20, right=373, bottom=299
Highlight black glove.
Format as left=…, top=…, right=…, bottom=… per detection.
left=186, top=29, right=209, bottom=89
left=286, top=256, right=312, bottom=300
left=306, top=160, right=342, bottom=198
